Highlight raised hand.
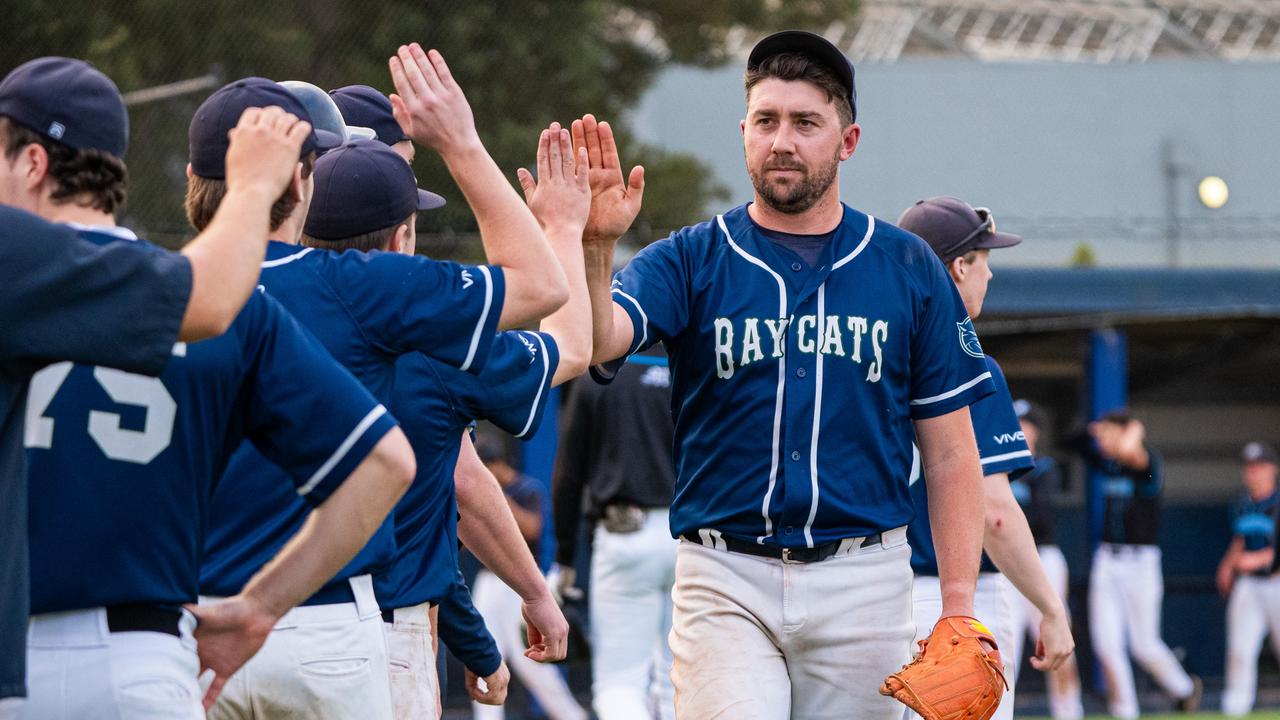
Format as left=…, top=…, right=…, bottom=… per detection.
left=516, top=122, right=591, bottom=235
left=570, top=114, right=645, bottom=244
left=185, top=595, right=277, bottom=709
left=387, top=44, right=480, bottom=156
left=224, top=106, right=311, bottom=199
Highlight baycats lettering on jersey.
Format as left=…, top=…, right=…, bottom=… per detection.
left=712, top=314, right=889, bottom=381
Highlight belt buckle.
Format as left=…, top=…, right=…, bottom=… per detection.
left=781, top=548, right=801, bottom=564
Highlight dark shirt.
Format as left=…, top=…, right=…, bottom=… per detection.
left=506, top=473, right=545, bottom=560
left=1077, top=441, right=1163, bottom=546
left=0, top=209, right=192, bottom=698
left=1010, top=455, right=1062, bottom=546
left=437, top=568, right=502, bottom=677
left=757, top=226, right=836, bottom=268
left=553, top=350, right=675, bottom=566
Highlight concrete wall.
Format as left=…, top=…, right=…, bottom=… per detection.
left=633, top=59, right=1280, bottom=267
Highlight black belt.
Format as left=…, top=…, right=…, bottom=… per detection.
left=683, top=532, right=882, bottom=564
left=106, top=605, right=182, bottom=637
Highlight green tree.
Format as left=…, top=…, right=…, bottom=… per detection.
left=2, top=0, right=857, bottom=249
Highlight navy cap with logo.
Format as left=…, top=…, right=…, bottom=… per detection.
left=897, top=196, right=1023, bottom=264
left=748, top=30, right=857, bottom=123
left=188, top=77, right=343, bottom=179
left=1242, top=441, right=1278, bottom=465
left=303, top=140, right=445, bottom=241
left=329, top=85, right=408, bottom=147
left=0, top=57, right=129, bottom=158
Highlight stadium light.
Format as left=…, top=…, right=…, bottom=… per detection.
left=1198, top=175, right=1229, bottom=209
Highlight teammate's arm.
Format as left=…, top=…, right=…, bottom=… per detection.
left=178, top=107, right=312, bottom=340
left=388, top=44, right=567, bottom=328
left=980, top=472, right=1073, bottom=670
left=453, top=432, right=569, bottom=662
left=915, top=406, right=984, bottom=618
left=1218, top=535, right=1244, bottom=597
left=187, top=429, right=415, bottom=708
left=572, top=114, right=644, bottom=364
left=515, top=123, right=593, bottom=385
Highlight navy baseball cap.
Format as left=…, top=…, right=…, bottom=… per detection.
left=748, top=30, right=857, bottom=123
left=188, top=77, right=343, bottom=179
left=0, top=57, right=129, bottom=158
left=304, top=140, right=445, bottom=241
left=1242, top=442, right=1278, bottom=465
left=329, top=85, right=408, bottom=146
left=897, top=196, right=1023, bottom=263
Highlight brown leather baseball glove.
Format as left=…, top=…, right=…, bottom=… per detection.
left=879, top=615, right=1008, bottom=720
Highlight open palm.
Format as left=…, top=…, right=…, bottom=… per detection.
left=571, top=114, right=645, bottom=243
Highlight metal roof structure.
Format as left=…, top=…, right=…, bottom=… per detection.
left=823, top=1, right=1280, bottom=63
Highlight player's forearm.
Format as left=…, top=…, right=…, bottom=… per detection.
left=442, top=143, right=567, bottom=327
left=239, top=430, right=415, bottom=617
left=584, top=241, right=633, bottom=363
left=178, top=186, right=278, bottom=340
left=540, top=225, right=592, bottom=385
left=1237, top=548, right=1275, bottom=573
left=982, top=473, right=1066, bottom=621
left=917, top=409, right=984, bottom=617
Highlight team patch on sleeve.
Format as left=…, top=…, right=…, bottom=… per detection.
left=957, top=317, right=984, bottom=359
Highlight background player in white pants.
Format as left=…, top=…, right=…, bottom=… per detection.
left=1080, top=411, right=1201, bottom=718
left=472, top=438, right=588, bottom=720
left=1217, top=441, right=1280, bottom=717
left=553, top=347, right=677, bottom=720
left=898, top=198, right=1075, bottom=720
left=1007, top=400, right=1085, bottom=720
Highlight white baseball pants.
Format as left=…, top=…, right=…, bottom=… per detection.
left=670, top=527, right=913, bottom=720
left=1007, top=544, right=1084, bottom=719
left=1221, top=574, right=1280, bottom=717
left=910, top=573, right=1016, bottom=720
left=0, top=698, right=21, bottom=720
left=470, top=570, right=588, bottom=720
left=1088, top=544, right=1194, bottom=719
left=590, top=508, right=677, bottom=720
left=21, top=607, right=202, bottom=719
left=206, top=574, right=393, bottom=720
left=386, top=602, right=440, bottom=720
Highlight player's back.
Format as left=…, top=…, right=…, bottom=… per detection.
left=25, top=229, right=388, bottom=614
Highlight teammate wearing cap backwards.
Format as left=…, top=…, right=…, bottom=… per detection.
left=1078, top=409, right=1201, bottom=717
left=0, top=57, right=313, bottom=716
left=1008, top=399, right=1085, bottom=720
left=577, top=30, right=998, bottom=718
left=0, top=56, right=418, bottom=719
left=299, top=120, right=593, bottom=719
left=329, top=82, right=510, bottom=707
left=897, top=197, right=1075, bottom=720
left=193, top=44, right=569, bottom=720
left=1218, top=441, right=1280, bottom=717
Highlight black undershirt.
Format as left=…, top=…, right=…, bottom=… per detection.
left=758, top=226, right=835, bottom=268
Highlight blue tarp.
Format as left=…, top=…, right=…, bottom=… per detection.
left=983, top=268, right=1280, bottom=317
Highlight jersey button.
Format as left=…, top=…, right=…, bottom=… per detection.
left=791, top=450, right=801, bottom=462
left=790, top=262, right=803, bottom=272
left=796, top=367, right=807, bottom=378
left=784, top=526, right=794, bottom=535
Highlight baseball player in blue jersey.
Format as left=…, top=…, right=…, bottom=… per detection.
left=1218, top=441, right=1280, bottom=717
left=297, top=115, right=594, bottom=718
left=0, top=57, right=313, bottom=715
left=578, top=31, right=998, bottom=719
left=897, top=197, right=1075, bottom=720
left=192, top=46, right=569, bottom=719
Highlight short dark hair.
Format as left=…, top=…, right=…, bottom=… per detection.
left=1099, top=408, right=1135, bottom=426
left=0, top=116, right=127, bottom=214
left=300, top=215, right=412, bottom=253
left=744, top=52, right=854, bottom=126
left=185, top=154, right=315, bottom=233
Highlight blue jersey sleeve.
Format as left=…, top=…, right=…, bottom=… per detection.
left=971, top=358, right=1035, bottom=478
left=906, top=253, right=993, bottom=419
left=448, top=331, right=559, bottom=439
left=437, top=569, right=502, bottom=677
left=331, top=250, right=505, bottom=374
left=0, top=208, right=191, bottom=374
left=611, top=233, right=691, bottom=356
left=237, top=293, right=398, bottom=505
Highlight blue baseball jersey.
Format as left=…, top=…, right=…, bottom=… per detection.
left=437, top=568, right=502, bottom=677
left=1232, top=491, right=1278, bottom=555
left=377, top=329, right=559, bottom=611
left=0, top=212, right=191, bottom=700
left=202, top=241, right=505, bottom=600
left=1089, top=446, right=1163, bottom=545
left=607, top=204, right=994, bottom=547
left=908, top=356, right=1034, bottom=576
left=25, top=229, right=395, bottom=615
